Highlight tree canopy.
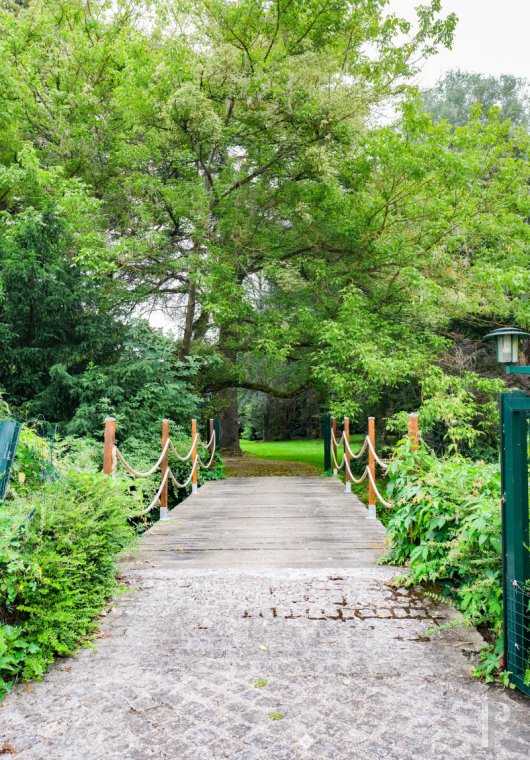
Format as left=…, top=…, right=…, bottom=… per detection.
left=0, top=0, right=528, bottom=452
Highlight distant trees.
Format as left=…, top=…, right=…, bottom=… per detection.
left=422, top=70, right=530, bottom=128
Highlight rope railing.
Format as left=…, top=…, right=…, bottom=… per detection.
left=169, top=435, right=198, bottom=462
left=114, top=438, right=171, bottom=478
left=344, top=435, right=368, bottom=461
left=365, top=463, right=393, bottom=509
left=365, top=434, right=389, bottom=471
left=102, top=417, right=217, bottom=521
left=136, top=468, right=171, bottom=516
left=327, top=413, right=419, bottom=519
left=197, top=446, right=216, bottom=469
left=168, top=457, right=199, bottom=489
left=197, top=431, right=215, bottom=450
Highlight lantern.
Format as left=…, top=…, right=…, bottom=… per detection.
left=484, top=327, right=530, bottom=364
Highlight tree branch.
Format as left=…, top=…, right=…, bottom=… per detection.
left=205, top=379, right=309, bottom=398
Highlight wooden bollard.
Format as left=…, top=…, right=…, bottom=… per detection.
left=368, top=416, right=376, bottom=519
left=331, top=417, right=338, bottom=474
left=160, top=419, right=170, bottom=520
left=103, top=417, right=116, bottom=475
left=344, top=417, right=351, bottom=493
left=191, top=418, right=198, bottom=494
left=408, top=413, right=419, bottom=451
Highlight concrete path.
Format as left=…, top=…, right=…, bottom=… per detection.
left=1, top=477, right=530, bottom=759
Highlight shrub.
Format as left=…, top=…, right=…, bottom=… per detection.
left=0, top=472, right=138, bottom=699
left=384, top=437, right=503, bottom=634
left=387, top=368, right=504, bottom=461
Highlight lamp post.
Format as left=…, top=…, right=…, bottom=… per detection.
left=484, top=327, right=530, bottom=373
left=485, top=325, right=530, bottom=695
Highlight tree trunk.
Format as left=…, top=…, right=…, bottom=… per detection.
left=219, top=387, right=242, bottom=455
left=181, top=280, right=196, bottom=358
left=217, top=323, right=242, bottom=456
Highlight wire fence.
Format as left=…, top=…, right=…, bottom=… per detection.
left=505, top=578, right=530, bottom=696
left=0, top=416, right=59, bottom=503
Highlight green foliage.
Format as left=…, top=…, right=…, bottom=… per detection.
left=387, top=367, right=504, bottom=459
left=313, top=100, right=530, bottom=422
left=472, top=640, right=512, bottom=686
left=58, top=321, right=201, bottom=441
left=0, top=157, right=121, bottom=420
left=0, top=407, right=224, bottom=700
left=239, top=386, right=322, bottom=442
left=0, top=471, right=137, bottom=699
left=0, top=0, right=461, bottom=437
left=9, top=426, right=53, bottom=493
left=384, top=438, right=503, bottom=637
left=1, top=0, right=527, bottom=446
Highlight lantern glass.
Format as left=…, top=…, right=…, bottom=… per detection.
left=496, top=334, right=518, bottom=363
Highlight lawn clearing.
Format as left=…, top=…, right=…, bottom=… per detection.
left=240, top=437, right=364, bottom=471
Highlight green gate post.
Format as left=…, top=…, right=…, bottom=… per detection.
left=213, top=418, right=220, bottom=449
left=0, top=420, right=22, bottom=502
left=322, top=415, right=331, bottom=473
left=500, top=391, right=530, bottom=694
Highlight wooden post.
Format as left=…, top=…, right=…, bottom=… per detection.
left=103, top=417, right=116, bottom=475
left=331, top=417, right=338, bottom=474
left=368, top=417, right=376, bottom=519
left=408, top=413, right=419, bottom=451
left=344, top=417, right=351, bottom=493
left=160, top=419, right=170, bottom=520
left=209, top=418, right=215, bottom=456
left=191, top=418, right=198, bottom=494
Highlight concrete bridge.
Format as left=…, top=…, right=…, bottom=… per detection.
left=1, top=476, right=529, bottom=758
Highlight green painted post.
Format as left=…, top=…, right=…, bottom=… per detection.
left=500, top=391, right=530, bottom=694
left=323, top=415, right=331, bottom=472
left=0, top=420, right=21, bottom=502
left=213, top=418, right=220, bottom=449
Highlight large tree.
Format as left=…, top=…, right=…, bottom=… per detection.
left=1, top=0, right=458, bottom=451
left=4, top=2, right=530, bottom=450
left=133, top=0, right=457, bottom=450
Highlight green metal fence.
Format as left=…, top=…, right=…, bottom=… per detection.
left=500, top=391, right=530, bottom=695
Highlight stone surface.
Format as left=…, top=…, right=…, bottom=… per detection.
left=1, top=477, right=529, bottom=759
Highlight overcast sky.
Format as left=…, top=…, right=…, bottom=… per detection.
left=389, top=0, right=530, bottom=86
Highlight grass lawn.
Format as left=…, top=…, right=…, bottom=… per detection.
left=240, top=437, right=364, bottom=471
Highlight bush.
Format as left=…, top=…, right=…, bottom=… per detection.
left=387, top=367, right=504, bottom=460
left=384, top=437, right=503, bottom=635
left=0, top=472, right=138, bottom=699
